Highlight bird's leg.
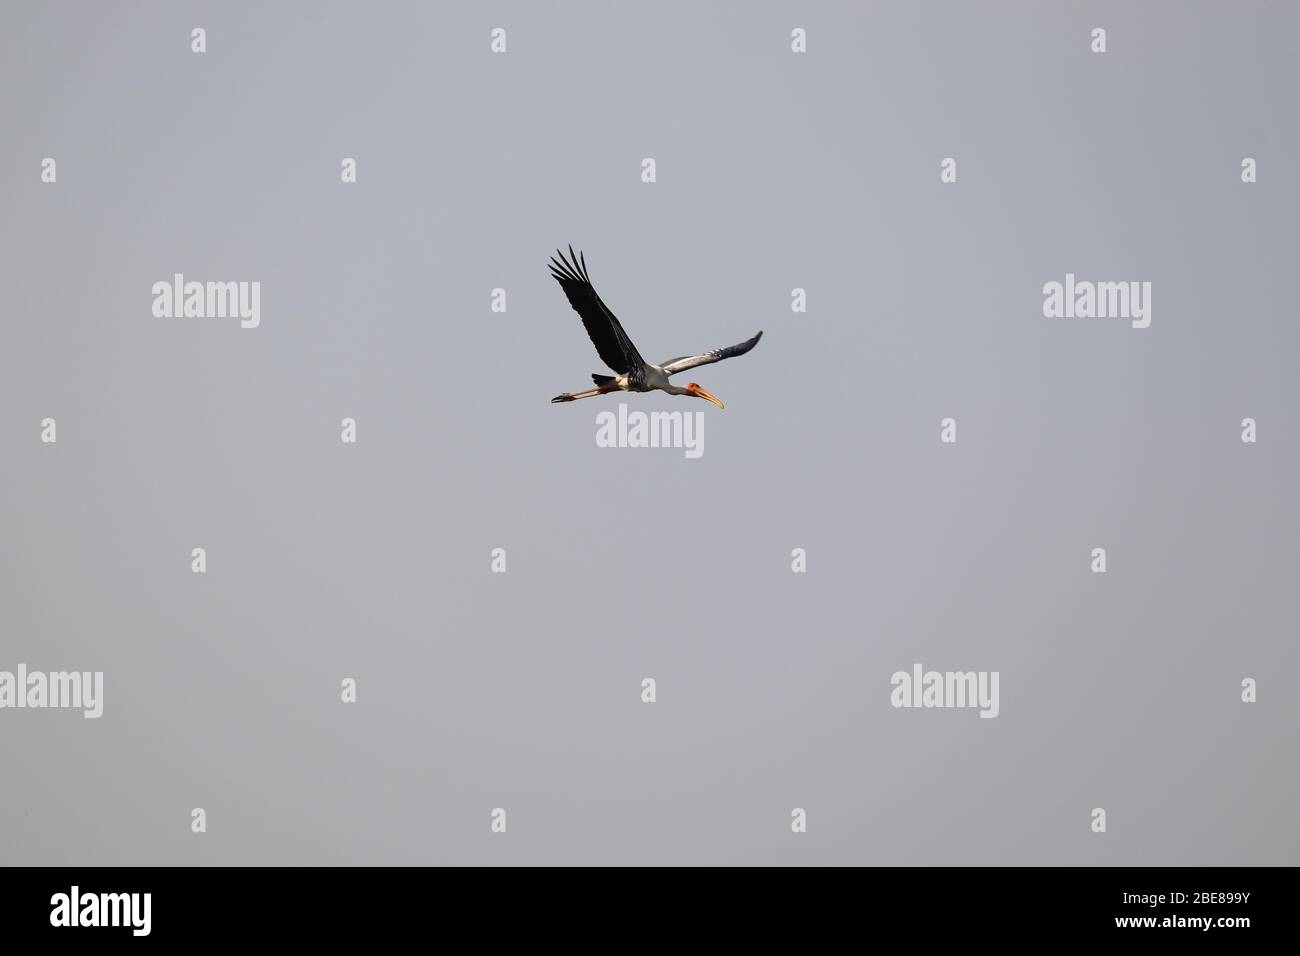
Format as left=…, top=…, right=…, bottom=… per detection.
left=550, top=384, right=615, bottom=404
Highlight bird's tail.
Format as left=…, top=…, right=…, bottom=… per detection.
left=591, top=374, right=616, bottom=387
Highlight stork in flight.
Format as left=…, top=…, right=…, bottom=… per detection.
left=548, top=246, right=762, bottom=409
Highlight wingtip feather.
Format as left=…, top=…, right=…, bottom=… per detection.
left=549, top=246, right=594, bottom=286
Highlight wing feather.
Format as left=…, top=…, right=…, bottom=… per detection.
left=549, top=248, right=644, bottom=374
left=659, top=331, right=763, bottom=376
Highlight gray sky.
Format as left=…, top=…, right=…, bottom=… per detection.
left=1, top=0, right=1296, bottom=865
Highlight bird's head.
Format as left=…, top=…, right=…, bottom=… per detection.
left=685, top=383, right=725, bottom=410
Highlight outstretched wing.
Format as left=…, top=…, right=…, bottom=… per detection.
left=659, top=330, right=763, bottom=376
left=549, top=246, right=645, bottom=374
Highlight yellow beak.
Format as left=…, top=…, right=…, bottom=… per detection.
left=693, top=387, right=725, bottom=410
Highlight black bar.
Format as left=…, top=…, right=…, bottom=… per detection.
left=0, top=866, right=1286, bottom=941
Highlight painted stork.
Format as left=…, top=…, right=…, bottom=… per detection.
left=548, top=246, right=762, bottom=409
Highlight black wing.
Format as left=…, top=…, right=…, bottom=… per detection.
left=659, top=331, right=763, bottom=376
left=549, top=246, right=645, bottom=375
